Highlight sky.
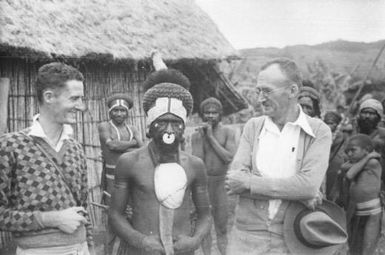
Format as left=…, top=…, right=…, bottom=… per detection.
left=195, top=0, right=385, bottom=49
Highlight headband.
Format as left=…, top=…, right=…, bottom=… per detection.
left=147, top=97, right=187, bottom=126
left=108, top=99, right=130, bottom=113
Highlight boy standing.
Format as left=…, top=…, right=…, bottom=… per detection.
left=343, top=134, right=382, bottom=255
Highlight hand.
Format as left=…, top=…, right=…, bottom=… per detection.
left=225, top=171, right=250, bottom=195
left=142, top=235, right=164, bottom=253
left=173, top=234, right=199, bottom=253
left=198, top=123, right=209, bottom=136
left=41, top=206, right=88, bottom=234
left=301, top=191, right=323, bottom=210
left=125, top=205, right=133, bottom=220
left=205, top=124, right=213, bottom=137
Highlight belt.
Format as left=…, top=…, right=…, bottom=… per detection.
left=355, top=198, right=382, bottom=216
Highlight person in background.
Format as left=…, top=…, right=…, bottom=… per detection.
left=298, top=80, right=321, bottom=118
left=0, top=62, right=93, bottom=255
left=342, top=134, right=382, bottom=255
left=355, top=98, right=385, bottom=184
left=191, top=97, right=237, bottom=255
left=109, top=68, right=211, bottom=255
left=98, top=93, right=143, bottom=254
left=225, top=58, right=332, bottom=254
left=323, top=111, right=346, bottom=202
left=98, top=93, right=143, bottom=202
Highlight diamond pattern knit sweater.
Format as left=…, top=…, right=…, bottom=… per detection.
left=0, top=129, right=90, bottom=241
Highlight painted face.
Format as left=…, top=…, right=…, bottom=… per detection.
left=49, top=80, right=85, bottom=125
left=109, top=106, right=128, bottom=125
left=357, top=108, right=380, bottom=134
left=149, top=113, right=185, bottom=151
left=345, top=140, right=368, bottom=163
left=255, top=65, right=292, bottom=120
left=202, top=105, right=221, bottom=126
left=299, top=96, right=315, bottom=117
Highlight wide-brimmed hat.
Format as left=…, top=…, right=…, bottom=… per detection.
left=283, top=200, right=347, bottom=255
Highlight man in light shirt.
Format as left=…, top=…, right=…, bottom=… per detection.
left=0, top=62, right=93, bottom=254
left=225, top=58, right=332, bottom=254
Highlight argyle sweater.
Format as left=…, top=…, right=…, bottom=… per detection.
left=0, top=128, right=91, bottom=245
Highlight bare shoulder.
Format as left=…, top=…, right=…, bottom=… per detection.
left=115, top=146, right=148, bottom=176
left=367, top=158, right=381, bottom=169
left=97, top=121, right=109, bottom=131
left=180, top=151, right=205, bottom=169
left=222, top=124, right=236, bottom=136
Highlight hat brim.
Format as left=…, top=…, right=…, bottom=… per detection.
left=283, top=200, right=347, bottom=255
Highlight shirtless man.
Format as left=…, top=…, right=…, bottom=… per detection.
left=191, top=97, right=237, bottom=255
left=98, top=93, right=143, bottom=201
left=98, top=94, right=143, bottom=254
left=109, top=69, right=211, bottom=255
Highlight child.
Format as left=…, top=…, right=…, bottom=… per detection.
left=342, top=134, right=382, bottom=255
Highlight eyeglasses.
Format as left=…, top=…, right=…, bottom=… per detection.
left=255, top=84, right=291, bottom=98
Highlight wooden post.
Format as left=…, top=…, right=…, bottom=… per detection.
left=0, top=78, right=10, bottom=136
left=0, top=78, right=13, bottom=253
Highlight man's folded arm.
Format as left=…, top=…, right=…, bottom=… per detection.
left=247, top=123, right=332, bottom=200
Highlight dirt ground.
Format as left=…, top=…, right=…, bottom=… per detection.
left=2, top=195, right=385, bottom=255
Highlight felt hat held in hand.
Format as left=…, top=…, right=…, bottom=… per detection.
left=283, top=199, right=347, bottom=255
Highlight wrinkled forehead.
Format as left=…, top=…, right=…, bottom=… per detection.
left=257, top=64, right=288, bottom=88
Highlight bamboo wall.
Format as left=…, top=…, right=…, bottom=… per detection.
left=0, top=59, right=150, bottom=229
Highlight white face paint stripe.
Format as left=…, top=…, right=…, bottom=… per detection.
left=109, top=99, right=130, bottom=113
left=147, top=97, right=187, bottom=126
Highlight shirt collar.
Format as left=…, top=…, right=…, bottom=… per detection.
left=291, top=105, right=315, bottom=137
left=28, top=114, right=73, bottom=140
left=263, top=105, right=315, bottom=137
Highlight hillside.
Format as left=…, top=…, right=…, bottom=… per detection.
left=220, top=39, right=385, bottom=115
left=231, top=40, right=385, bottom=84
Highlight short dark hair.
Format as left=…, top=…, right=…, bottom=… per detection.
left=348, top=134, right=374, bottom=152
left=199, top=97, right=223, bottom=115
left=35, top=62, right=84, bottom=104
left=260, top=58, right=303, bottom=88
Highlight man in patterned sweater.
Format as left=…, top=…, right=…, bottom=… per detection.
left=0, top=62, right=93, bottom=254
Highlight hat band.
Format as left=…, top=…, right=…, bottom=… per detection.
left=109, top=99, right=129, bottom=112
left=293, top=209, right=330, bottom=249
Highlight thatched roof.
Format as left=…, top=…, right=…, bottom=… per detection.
left=0, top=0, right=236, bottom=60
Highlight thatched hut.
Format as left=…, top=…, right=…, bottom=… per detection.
left=0, top=0, right=246, bottom=237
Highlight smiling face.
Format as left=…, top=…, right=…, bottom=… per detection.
left=46, top=80, right=85, bottom=125
left=256, top=64, right=294, bottom=120
left=109, top=106, right=128, bottom=125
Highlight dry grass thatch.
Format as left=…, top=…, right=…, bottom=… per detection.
left=0, top=0, right=236, bottom=60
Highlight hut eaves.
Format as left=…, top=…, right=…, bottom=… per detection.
left=0, top=0, right=237, bottom=60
